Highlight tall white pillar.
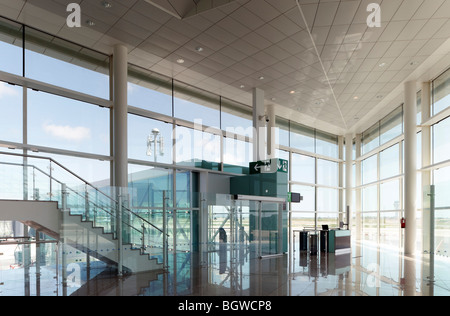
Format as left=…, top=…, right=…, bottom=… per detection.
left=113, top=44, right=128, bottom=189
left=266, top=104, right=276, bottom=159
left=421, top=82, right=432, bottom=253
left=345, top=134, right=353, bottom=228
left=253, top=88, right=266, bottom=162
left=404, top=81, right=417, bottom=256
left=355, top=134, right=362, bottom=241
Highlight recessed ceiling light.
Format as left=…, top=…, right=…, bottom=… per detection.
left=314, top=99, right=324, bottom=105
left=353, top=96, right=359, bottom=100
left=240, top=85, right=245, bottom=89
left=101, top=1, right=112, bottom=8
left=86, top=20, right=96, bottom=26
left=379, top=62, right=386, bottom=68
left=195, top=46, right=204, bottom=52
left=176, top=58, right=185, bottom=64
left=259, top=76, right=265, bottom=80
left=290, top=90, right=296, bottom=94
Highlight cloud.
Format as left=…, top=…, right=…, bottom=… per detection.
left=0, top=82, right=19, bottom=98
left=43, top=122, right=91, bottom=142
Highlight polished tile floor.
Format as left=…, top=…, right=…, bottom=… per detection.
left=1, top=240, right=450, bottom=296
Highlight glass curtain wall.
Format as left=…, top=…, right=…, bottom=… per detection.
left=431, top=68, right=450, bottom=257
left=277, top=120, right=341, bottom=234
left=359, top=105, right=404, bottom=246
left=0, top=17, right=111, bottom=187
left=356, top=67, right=450, bottom=255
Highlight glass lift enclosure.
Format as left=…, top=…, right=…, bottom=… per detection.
left=201, top=193, right=287, bottom=260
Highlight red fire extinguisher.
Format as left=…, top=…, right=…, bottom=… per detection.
left=401, top=217, right=406, bottom=229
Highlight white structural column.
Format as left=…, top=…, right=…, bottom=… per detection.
left=404, top=81, right=417, bottom=255
left=113, top=44, right=128, bottom=189
left=345, top=134, right=353, bottom=228
left=266, top=104, right=276, bottom=159
left=355, top=134, right=362, bottom=241
left=253, top=88, right=266, bottom=162
left=421, top=82, right=432, bottom=253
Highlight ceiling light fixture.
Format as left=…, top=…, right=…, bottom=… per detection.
left=314, top=99, right=324, bottom=105
left=86, top=20, right=96, bottom=26
left=240, top=85, right=245, bottom=89
left=379, top=62, right=386, bottom=67
left=176, top=58, right=185, bottom=64
left=290, top=90, right=296, bottom=94
left=195, top=47, right=204, bottom=52
left=259, top=76, right=265, bottom=80
left=353, top=96, right=359, bottom=100
left=101, top=1, right=112, bottom=8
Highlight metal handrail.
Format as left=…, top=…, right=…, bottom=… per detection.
left=0, top=151, right=168, bottom=237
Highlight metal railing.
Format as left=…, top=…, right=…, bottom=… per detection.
left=0, top=151, right=169, bottom=274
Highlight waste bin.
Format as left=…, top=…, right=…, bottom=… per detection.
left=309, top=233, right=319, bottom=255
left=300, top=231, right=308, bottom=251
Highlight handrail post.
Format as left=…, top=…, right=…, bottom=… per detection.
left=61, top=183, right=68, bottom=290
left=141, top=224, right=146, bottom=254
left=163, top=191, right=168, bottom=271
left=85, top=186, right=89, bottom=222
left=117, top=187, right=123, bottom=278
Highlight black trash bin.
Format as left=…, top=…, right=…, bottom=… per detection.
left=300, top=231, right=308, bottom=251
left=309, top=233, right=318, bottom=255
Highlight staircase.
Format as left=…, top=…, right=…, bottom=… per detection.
left=0, top=152, right=167, bottom=274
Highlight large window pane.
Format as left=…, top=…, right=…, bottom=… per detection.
left=380, top=180, right=400, bottom=211
left=316, top=130, right=338, bottom=159
left=291, top=184, right=314, bottom=212
left=362, top=185, right=377, bottom=212
left=28, top=89, right=110, bottom=155
left=380, top=144, right=399, bottom=180
left=290, top=122, right=314, bottom=153
left=433, top=116, right=450, bottom=164
left=380, top=211, right=400, bottom=247
left=0, top=83, right=22, bottom=143
left=317, top=188, right=338, bottom=212
left=223, top=136, right=252, bottom=172
left=362, top=122, right=379, bottom=155
left=38, top=152, right=110, bottom=186
left=276, top=117, right=289, bottom=148
left=25, top=27, right=110, bottom=99
left=174, top=83, right=220, bottom=128
left=0, top=18, right=23, bottom=76
left=128, top=114, right=173, bottom=164
left=433, top=68, right=450, bottom=115
left=434, top=166, right=450, bottom=256
left=362, top=212, right=378, bottom=242
left=317, top=159, right=338, bottom=187
left=128, top=66, right=173, bottom=116
left=380, top=106, right=402, bottom=145
left=362, top=155, right=377, bottom=185
left=291, top=153, right=315, bottom=184
left=291, top=212, right=315, bottom=231
left=434, top=166, right=450, bottom=210
left=128, top=164, right=173, bottom=208
left=317, top=213, right=339, bottom=229
left=175, top=126, right=220, bottom=170
left=221, top=98, right=252, bottom=136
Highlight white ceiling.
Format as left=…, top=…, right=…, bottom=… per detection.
left=1, top=0, right=450, bottom=135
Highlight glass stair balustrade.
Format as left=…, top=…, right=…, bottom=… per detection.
left=0, top=152, right=167, bottom=273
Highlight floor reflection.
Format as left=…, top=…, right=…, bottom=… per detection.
left=2, top=240, right=450, bottom=296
